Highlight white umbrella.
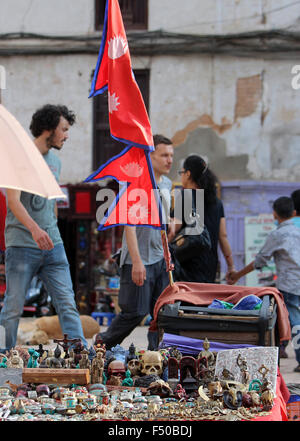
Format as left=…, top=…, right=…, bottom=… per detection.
left=0, top=104, right=66, bottom=199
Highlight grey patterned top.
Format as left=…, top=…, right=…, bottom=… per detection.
left=254, top=219, right=300, bottom=295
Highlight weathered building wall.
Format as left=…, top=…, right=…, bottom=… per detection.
left=150, top=55, right=300, bottom=182
left=0, top=0, right=300, bottom=184
left=0, top=54, right=95, bottom=183
left=4, top=0, right=299, bottom=36
left=0, top=0, right=95, bottom=35
left=149, top=0, right=300, bottom=34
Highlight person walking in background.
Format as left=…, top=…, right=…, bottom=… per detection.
left=96, top=135, right=174, bottom=350
left=278, top=189, right=300, bottom=358
left=280, top=188, right=300, bottom=358
left=227, top=196, right=300, bottom=372
left=291, top=189, right=300, bottom=228
left=168, top=155, right=235, bottom=283
left=0, top=104, right=88, bottom=350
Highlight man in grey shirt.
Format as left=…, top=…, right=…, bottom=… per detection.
left=228, top=196, right=300, bottom=372
left=0, top=104, right=87, bottom=350
left=96, top=135, right=174, bottom=350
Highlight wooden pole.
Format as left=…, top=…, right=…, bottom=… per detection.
left=160, top=229, right=174, bottom=286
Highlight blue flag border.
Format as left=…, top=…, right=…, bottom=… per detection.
left=85, top=145, right=164, bottom=231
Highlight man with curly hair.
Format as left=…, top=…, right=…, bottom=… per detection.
left=0, top=104, right=88, bottom=350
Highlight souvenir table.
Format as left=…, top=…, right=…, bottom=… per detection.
left=0, top=335, right=290, bottom=421
left=159, top=333, right=289, bottom=421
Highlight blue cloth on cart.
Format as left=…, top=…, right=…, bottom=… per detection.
left=208, top=294, right=262, bottom=311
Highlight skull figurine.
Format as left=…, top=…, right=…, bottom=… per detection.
left=108, top=360, right=126, bottom=379
left=141, top=351, right=163, bottom=377
left=127, top=358, right=142, bottom=377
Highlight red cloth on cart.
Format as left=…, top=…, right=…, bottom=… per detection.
left=152, top=282, right=291, bottom=342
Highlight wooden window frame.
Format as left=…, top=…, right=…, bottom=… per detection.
left=95, top=0, right=148, bottom=31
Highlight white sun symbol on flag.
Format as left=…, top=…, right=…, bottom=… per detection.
left=120, top=162, right=144, bottom=178
left=108, top=35, right=128, bottom=59
left=108, top=91, right=120, bottom=113
left=128, top=203, right=148, bottom=224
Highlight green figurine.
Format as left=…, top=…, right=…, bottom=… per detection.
left=27, top=348, right=40, bottom=368
left=122, top=369, right=133, bottom=387
left=0, top=356, right=7, bottom=368
left=248, top=379, right=262, bottom=393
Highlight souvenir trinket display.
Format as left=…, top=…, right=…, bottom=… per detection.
left=0, top=336, right=279, bottom=421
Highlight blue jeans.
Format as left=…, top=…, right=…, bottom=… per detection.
left=100, top=258, right=169, bottom=350
left=280, top=290, right=300, bottom=364
left=0, top=244, right=88, bottom=350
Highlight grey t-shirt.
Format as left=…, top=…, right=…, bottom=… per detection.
left=120, top=175, right=172, bottom=266
left=254, top=219, right=300, bottom=295
left=5, top=150, right=63, bottom=249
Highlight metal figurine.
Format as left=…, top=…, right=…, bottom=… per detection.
left=45, top=348, right=62, bottom=368
left=88, top=345, right=97, bottom=363
left=37, top=344, right=47, bottom=360
left=220, top=368, right=235, bottom=381
left=65, top=349, right=76, bottom=369
left=73, top=341, right=85, bottom=367
left=54, top=344, right=66, bottom=368
left=91, top=346, right=105, bottom=384
left=168, top=346, right=182, bottom=361
left=258, top=364, right=270, bottom=381
left=236, top=354, right=250, bottom=385
left=260, top=388, right=274, bottom=411
left=223, top=388, right=243, bottom=410
left=79, top=349, right=91, bottom=370
left=53, top=334, right=81, bottom=359
left=6, top=349, right=24, bottom=369
left=198, top=338, right=215, bottom=366
left=126, top=343, right=137, bottom=365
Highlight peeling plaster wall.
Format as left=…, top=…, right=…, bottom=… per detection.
left=0, top=54, right=95, bottom=184
left=149, top=0, right=300, bottom=34
left=0, top=0, right=95, bottom=35
left=0, top=1, right=300, bottom=183
left=149, top=55, right=300, bottom=182
left=1, top=0, right=300, bottom=36
left=1, top=52, right=299, bottom=183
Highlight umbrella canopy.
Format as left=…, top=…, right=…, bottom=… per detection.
left=0, top=104, right=66, bottom=199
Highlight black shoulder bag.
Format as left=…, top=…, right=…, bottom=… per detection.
left=170, top=211, right=211, bottom=264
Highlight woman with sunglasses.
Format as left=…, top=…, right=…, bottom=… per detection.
left=168, top=155, right=235, bottom=283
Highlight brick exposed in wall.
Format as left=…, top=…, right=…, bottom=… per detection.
left=234, top=74, right=262, bottom=120
left=172, top=114, right=232, bottom=147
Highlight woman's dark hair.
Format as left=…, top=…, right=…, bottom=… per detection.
left=29, top=104, right=76, bottom=137
left=183, top=155, right=219, bottom=206
left=273, top=196, right=294, bottom=219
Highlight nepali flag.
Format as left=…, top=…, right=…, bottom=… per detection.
left=85, top=0, right=163, bottom=231
left=89, top=0, right=153, bottom=150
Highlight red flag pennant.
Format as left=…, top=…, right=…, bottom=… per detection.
left=89, top=0, right=153, bottom=150
left=86, top=146, right=162, bottom=230
left=86, top=0, right=165, bottom=232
